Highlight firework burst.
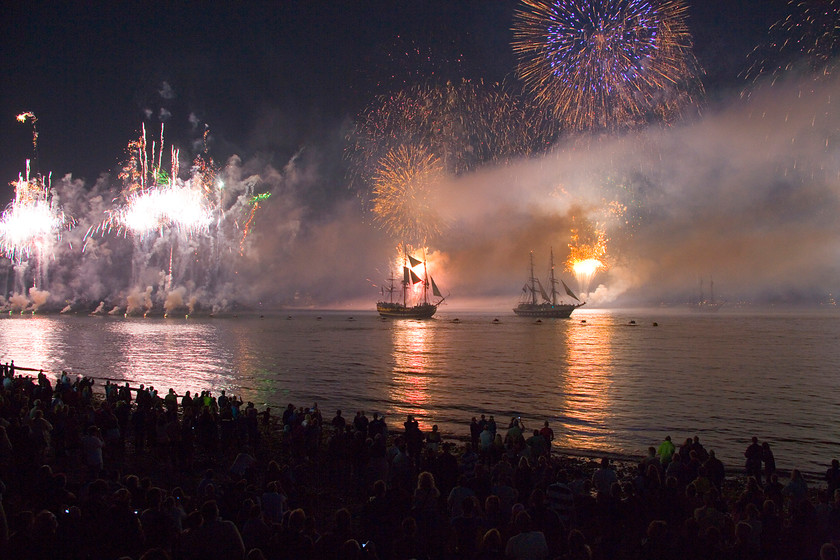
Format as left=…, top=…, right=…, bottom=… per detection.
left=349, top=79, right=558, bottom=245
left=348, top=79, right=557, bottom=188
left=94, top=125, right=213, bottom=239
left=567, top=218, right=608, bottom=295
left=512, top=0, right=703, bottom=131
left=370, top=145, right=446, bottom=245
left=0, top=161, right=70, bottom=294
left=0, top=162, right=67, bottom=260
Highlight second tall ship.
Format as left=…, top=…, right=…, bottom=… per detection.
left=514, top=249, right=585, bottom=318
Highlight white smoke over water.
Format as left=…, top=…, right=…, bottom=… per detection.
left=2, top=70, right=839, bottom=312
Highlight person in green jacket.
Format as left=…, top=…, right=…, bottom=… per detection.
left=657, top=435, right=675, bottom=466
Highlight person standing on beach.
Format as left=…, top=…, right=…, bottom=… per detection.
left=703, top=450, right=726, bottom=491
left=506, top=418, right=524, bottom=453
left=592, top=457, right=618, bottom=495
left=827, top=460, right=840, bottom=495
left=354, top=410, right=369, bottom=435
left=80, top=425, right=104, bottom=480
left=657, top=436, right=675, bottom=467
left=539, top=421, right=554, bottom=456
left=487, top=415, right=497, bottom=438
left=404, top=415, right=423, bottom=462
left=470, top=417, right=481, bottom=450
left=479, top=423, right=494, bottom=459
left=369, top=412, right=386, bottom=440
left=744, top=436, right=763, bottom=483
left=762, top=442, right=776, bottom=483
left=526, top=430, right=548, bottom=461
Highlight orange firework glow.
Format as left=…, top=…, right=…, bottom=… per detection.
left=371, top=145, right=445, bottom=245
left=567, top=220, right=608, bottom=295
left=385, top=244, right=446, bottom=304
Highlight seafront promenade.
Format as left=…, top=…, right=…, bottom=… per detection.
left=1, top=365, right=839, bottom=559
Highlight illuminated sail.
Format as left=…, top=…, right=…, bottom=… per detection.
left=408, top=255, right=423, bottom=268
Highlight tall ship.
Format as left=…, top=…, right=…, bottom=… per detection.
left=690, top=278, right=724, bottom=312
left=377, top=251, right=445, bottom=319
left=514, top=249, right=585, bottom=318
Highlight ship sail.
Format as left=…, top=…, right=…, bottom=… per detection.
left=377, top=247, right=445, bottom=319
left=537, top=280, right=551, bottom=303
left=431, top=276, right=442, bottom=298
left=408, top=255, right=423, bottom=268
left=561, top=279, right=580, bottom=302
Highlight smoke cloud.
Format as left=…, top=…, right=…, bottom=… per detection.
left=3, top=70, right=838, bottom=313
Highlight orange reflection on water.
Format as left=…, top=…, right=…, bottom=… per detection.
left=387, top=320, right=435, bottom=429
left=557, top=317, right=615, bottom=454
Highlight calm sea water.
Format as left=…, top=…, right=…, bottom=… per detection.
left=1, top=307, right=839, bottom=476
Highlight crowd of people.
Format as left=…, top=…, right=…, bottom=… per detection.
left=0, top=364, right=839, bottom=559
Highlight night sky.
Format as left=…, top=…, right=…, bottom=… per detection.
left=2, top=1, right=789, bottom=187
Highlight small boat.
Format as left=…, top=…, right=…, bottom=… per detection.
left=513, top=249, right=585, bottom=319
left=377, top=249, right=445, bottom=319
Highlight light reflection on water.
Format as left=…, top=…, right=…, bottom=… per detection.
left=388, top=319, right=434, bottom=426
left=560, top=320, right=615, bottom=454
left=0, top=309, right=838, bottom=475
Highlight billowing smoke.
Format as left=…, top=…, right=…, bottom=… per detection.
left=2, top=69, right=839, bottom=312
left=413, top=70, right=840, bottom=307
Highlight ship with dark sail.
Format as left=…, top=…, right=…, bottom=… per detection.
left=377, top=252, right=445, bottom=319
left=514, top=249, right=584, bottom=318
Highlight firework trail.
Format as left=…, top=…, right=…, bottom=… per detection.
left=240, top=193, right=271, bottom=254
left=512, top=0, right=703, bottom=131
left=16, top=112, right=39, bottom=169
left=745, top=0, right=840, bottom=82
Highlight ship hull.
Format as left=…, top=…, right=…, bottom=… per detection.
left=513, top=302, right=584, bottom=318
left=690, top=302, right=723, bottom=312
left=377, top=302, right=437, bottom=319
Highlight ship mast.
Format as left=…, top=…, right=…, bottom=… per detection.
left=549, top=247, right=559, bottom=305
left=528, top=251, right=539, bottom=305
left=422, top=248, right=430, bottom=305
left=401, top=243, right=410, bottom=307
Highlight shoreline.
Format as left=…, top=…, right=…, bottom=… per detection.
left=27, top=371, right=839, bottom=484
